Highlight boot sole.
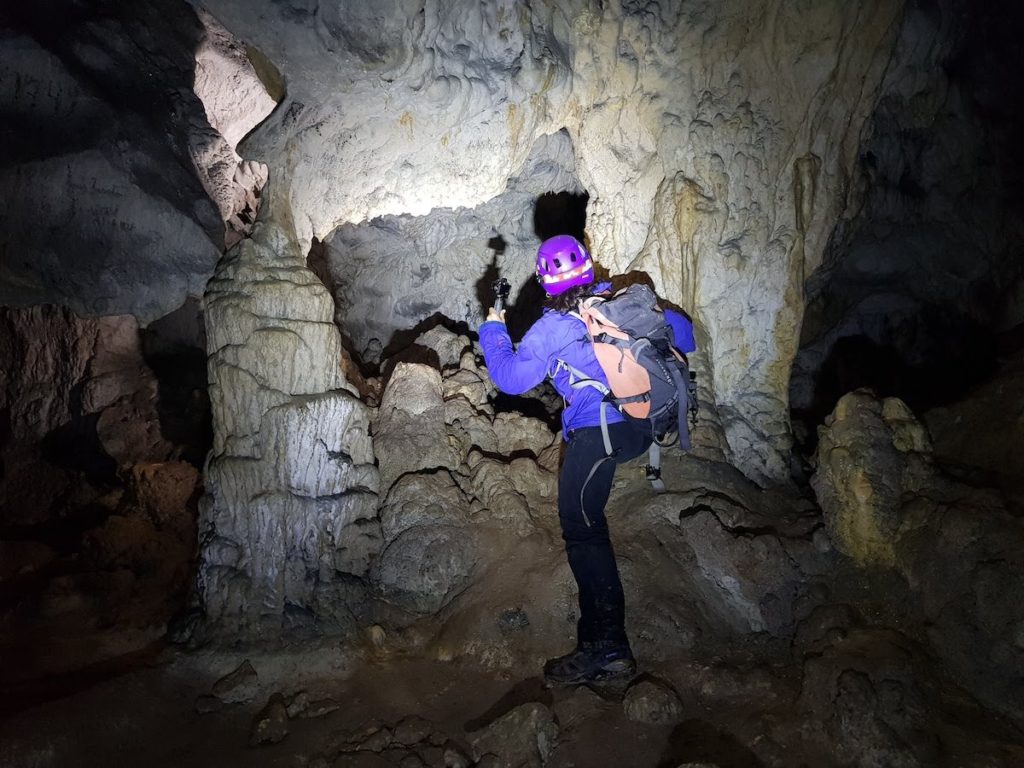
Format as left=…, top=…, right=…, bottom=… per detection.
left=543, top=661, right=637, bottom=688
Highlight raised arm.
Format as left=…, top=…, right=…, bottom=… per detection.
left=478, top=315, right=553, bottom=395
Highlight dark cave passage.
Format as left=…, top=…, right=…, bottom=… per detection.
left=791, top=310, right=1000, bottom=453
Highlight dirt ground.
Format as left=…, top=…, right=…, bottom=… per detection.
left=0, top=644, right=752, bottom=768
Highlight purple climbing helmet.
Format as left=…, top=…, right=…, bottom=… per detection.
left=535, top=235, right=594, bottom=296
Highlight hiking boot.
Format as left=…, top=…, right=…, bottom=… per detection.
left=543, top=644, right=636, bottom=686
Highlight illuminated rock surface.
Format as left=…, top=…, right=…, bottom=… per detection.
left=1, top=0, right=1024, bottom=765
left=198, top=0, right=903, bottom=482
left=198, top=224, right=379, bottom=638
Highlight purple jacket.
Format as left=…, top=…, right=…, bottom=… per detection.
left=480, top=308, right=616, bottom=437
left=479, top=297, right=696, bottom=439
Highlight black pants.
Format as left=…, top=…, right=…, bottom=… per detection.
left=559, top=421, right=652, bottom=648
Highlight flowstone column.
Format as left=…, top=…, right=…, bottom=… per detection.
left=198, top=222, right=379, bottom=639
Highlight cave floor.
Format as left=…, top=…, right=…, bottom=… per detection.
left=0, top=645, right=722, bottom=768
left=2, top=641, right=1021, bottom=768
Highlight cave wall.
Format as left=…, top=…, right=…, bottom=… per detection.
left=790, top=0, right=1024, bottom=432
left=0, top=1, right=223, bottom=323
left=0, top=306, right=201, bottom=677
left=16, top=0, right=1023, bottom=663
left=1, top=0, right=914, bottom=482
left=325, top=129, right=584, bottom=361
left=198, top=0, right=905, bottom=483
left=0, top=0, right=278, bottom=322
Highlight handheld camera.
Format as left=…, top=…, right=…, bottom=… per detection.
left=491, top=277, right=511, bottom=313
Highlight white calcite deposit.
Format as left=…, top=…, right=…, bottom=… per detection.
left=199, top=223, right=379, bottom=637
left=199, top=0, right=904, bottom=483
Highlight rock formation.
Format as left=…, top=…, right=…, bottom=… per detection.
left=198, top=0, right=905, bottom=483
left=791, top=0, right=1024, bottom=439
left=0, top=1, right=223, bottom=323
left=2, top=0, right=1024, bottom=763
left=191, top=6, right=276, bottom=248
left=198, top=222, right=378, bottom=638
left=813, top=389, right=1024, bottom=722
left=0, top=306, right=200, bottom=677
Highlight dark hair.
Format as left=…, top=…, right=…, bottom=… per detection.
left=544, top=283, right=595, bottom=314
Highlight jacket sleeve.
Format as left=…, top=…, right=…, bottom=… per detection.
left=665, top=308, right=696, bottom=354
left=478, top=317, right=552, bottom=395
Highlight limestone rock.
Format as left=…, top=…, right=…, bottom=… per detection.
left=443, top=367, right=494, bottom=409
left=490, top=413, right=560, bottom=458
left=285, top=690, right=310, bottom=718
left=374, top=362, right=459, bottom=494
left=677, top=508, right=801, bottom=636
left=465, top=456, right=556, bottom=534
left=325, top=132, right=581, bottom=362
left=379, top=473, right=472, bottom=543
left=192, top=8, right=275, bottom=245
left=468, top=702, right=559, bottom=768
left=690, top=663, right=790, bottom=708
left=415, top=327, right=473, bottom=371
left=127, top=462, right=201, bottom=534
left=811, top=390, right=932, bottom=566
left=201, top=0, right=907, bottom=483
left=811, top=389, right=1024, bottom=723
left=924, top=347, right=1024, bottom=500
left=334, top=723, right=393, bottom=754
left=370, top=525, right=480, bottom=615
left=250, top=693, right=289, bottom=746
left=796, top=630, right=939, bottom=767
left=194, top=694, right=224, bottom=714
left=301, top=699, right=341, bottom=719
left=392, top=715, right=434, bottom=747
left=551, top=687, right=607, bottom=732
left=199, top=226, right=379, bottom=637
left=792, top=1, right=1024, bottom=442
left=0, top=307, right=173, bottom=526
left=623, top=679, right=685, bottom=726
left=0, top=3, right=224, bottom=322
left=212, top=659, right=259, bottom=704
left=443, top=743, right=473, bottom=768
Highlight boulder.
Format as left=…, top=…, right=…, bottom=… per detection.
left=250, top=693, right=289, bottom=746
left=212, top=659, right=259, bottom=704
left=468, top=702, right=559, bottom=768
left=812, top=389, right=1024, bottom=723
left=812, top=390, right=932, bottom=565
left=623, top=678, right=685, bottom=726
left=371, top=525, right=480, bottom=615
